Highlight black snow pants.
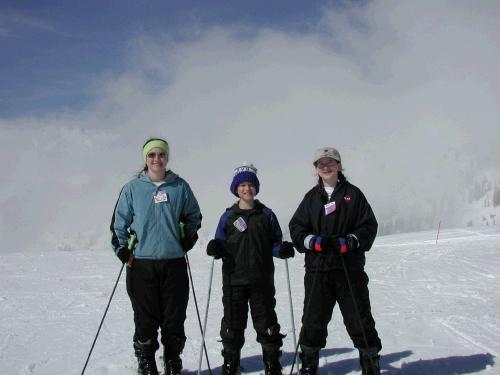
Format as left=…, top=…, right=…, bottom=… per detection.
left=220, top=282, right=283, bottom=352
left=126, top=257, right=189, bottom=357
left=300, top=268, right=382, bottom=352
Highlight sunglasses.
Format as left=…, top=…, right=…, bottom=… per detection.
left=147, top=152, right=166, bottom=159
left=316, top=160, right=338, bottom=168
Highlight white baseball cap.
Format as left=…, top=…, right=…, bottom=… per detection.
left=313, top=147, right=341, bottom=164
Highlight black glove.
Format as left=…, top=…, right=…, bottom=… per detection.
left=181, top=232, right=198, bottom=251
left=279, top=241, right=295, bottom=259
left=206, top=239, right=227, bottom=259
left=116, top=246, right=131, bottom=264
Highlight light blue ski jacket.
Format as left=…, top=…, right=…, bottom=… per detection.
left=110, top=170, right=202, bottom=259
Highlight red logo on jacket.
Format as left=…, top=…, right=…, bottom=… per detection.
left=344, top=195, right=352, bottom=203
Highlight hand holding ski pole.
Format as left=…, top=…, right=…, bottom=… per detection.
left=206, top=239, right=227, bottom=259
left=279, top=241, right=295, bottom=259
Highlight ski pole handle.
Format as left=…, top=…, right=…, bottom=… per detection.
left=126, top=233, right=137, bottom=266
left=128, top=233, right=137, bottom=250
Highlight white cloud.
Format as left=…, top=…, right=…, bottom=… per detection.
left=0, top=11, right=77, bottom=38
left=1, top=1, right=500, bottom=252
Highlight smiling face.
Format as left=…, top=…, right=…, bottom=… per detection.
left=145, top=147, right=168, bottom=175
left=315, top=157, right=341, bottom=186
left=237, top=182, right=257, bottom=203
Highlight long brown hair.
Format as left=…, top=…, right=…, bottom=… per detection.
left=137, top=164, right=148, bottom=176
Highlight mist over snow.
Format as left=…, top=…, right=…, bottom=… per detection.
left=1, top=1, right=500, bottom=253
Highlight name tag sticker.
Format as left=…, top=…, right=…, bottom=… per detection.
left=154, top=190, right=168, bottom=203
left=233, top=217, right=247, bottom=232
left=324, top=201, right=336, bottom=215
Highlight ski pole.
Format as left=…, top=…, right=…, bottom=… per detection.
left=81, top=263, right=124, bottom=375
left=289, top=256, right=324, bottom=375
left=340, top=255, right=377, bottom=371
left=81, top=234, right=136, bottom=375
left=435, top=221, right=441, bottom=244
left=186, top=254, right=213, bottom=375
left=197, top=257, right=215, bottom=375
left=285, top=259, right=299, bottom=375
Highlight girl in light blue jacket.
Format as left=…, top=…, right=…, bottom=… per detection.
left=110, top=138, right=202, bottom=375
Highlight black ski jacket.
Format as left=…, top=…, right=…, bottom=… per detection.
left=289, top=179, right=377, bottom=271
left=214, top=200, right=283, bottom=285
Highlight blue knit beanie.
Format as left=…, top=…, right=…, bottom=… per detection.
left=230, top=164, right=260, bottom=197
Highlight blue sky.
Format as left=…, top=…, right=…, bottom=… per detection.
left=1, top=1, right=500, bottom=252
left=0, top=0, right=344, bottom=118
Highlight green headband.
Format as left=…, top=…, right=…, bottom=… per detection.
left=143, top=139, right=169, bottom=161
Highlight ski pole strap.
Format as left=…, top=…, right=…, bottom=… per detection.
left=127, top=233, right=137, bottom=266
left=179, top=222, right=185, bottom=239
left=128, top=233, right=137, bottom=251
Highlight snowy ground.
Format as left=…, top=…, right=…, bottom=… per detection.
left=1, top=227, right=498, bottom=375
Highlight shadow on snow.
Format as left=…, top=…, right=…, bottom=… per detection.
left=381, top=351, right=495, bottom=375
left=194, top=349, right=495, bottom=375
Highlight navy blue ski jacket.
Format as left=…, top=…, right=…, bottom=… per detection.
left=214, top=200, right=283, bottom=285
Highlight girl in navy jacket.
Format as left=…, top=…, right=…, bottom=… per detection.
left=207, top=164, right=294, bottom=375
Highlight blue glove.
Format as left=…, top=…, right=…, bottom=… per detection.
left=309, top=236, right=338, bottom=254
left=309, top=234, right=359, bottom=254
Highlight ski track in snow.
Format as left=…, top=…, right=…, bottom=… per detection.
left=0, top=333, right=14, bottom=360
left=440, top=320, right=499, bottom=358
left=0, top=227, right=499, bottom=374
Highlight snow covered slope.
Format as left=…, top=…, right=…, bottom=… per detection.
left=0, top=227, right=498, bottom=374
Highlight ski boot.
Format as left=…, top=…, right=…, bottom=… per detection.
left=359, top=349, right=381, bottom=375
left=263, top=348, right=283, bottom=375
left=164, top=353, right=182, bottom=375
left=134, top=340, right=159, bottom=375
left=299, top=349, right=319, bottom=375
left=137, top=356, right=159, bottom=375
left=221, top=349, right=241, bottom=375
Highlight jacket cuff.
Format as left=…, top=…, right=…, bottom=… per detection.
left=272, top=242, right=281, bottom=257
left=304, top=234, right=315, bottom=250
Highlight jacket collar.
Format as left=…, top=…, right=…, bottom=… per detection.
left=229, top=199, right=265, bottom=215
left=316, top=179, right=346, bottom=201
left=139, top=169, right=178, bottom=185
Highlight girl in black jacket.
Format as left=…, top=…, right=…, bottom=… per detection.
left=207, top=164, right=295, bottom=375
left=289, top=148, right=382, bottom=375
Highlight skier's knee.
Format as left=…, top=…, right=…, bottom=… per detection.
left=257, top=323, right=286, bottom=347
left=299, top=325, right=327, bottom=348
left=220, top=325, right=245, bottom=349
